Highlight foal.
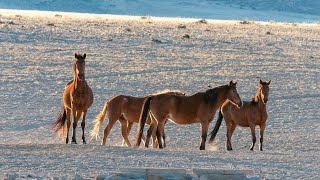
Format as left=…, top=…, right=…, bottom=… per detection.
left=209, top=80, right=271, bottom=151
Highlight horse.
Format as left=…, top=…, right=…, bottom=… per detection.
left=53, top=53, right=94, bottom=144
left=90, top=90, right=186, bottom=147
left=134, top=81, right=242, bottom=150
left=208, top=80, right=271, bottom=151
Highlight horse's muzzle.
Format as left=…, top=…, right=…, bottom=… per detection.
left=264, top=98, right=268, bottom=103
left=78, top=74, right=84, bottom=81
left=237, top=100, right=243, bottom=108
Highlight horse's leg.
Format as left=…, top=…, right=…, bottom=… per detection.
left=71, top=110, right=81, bottom=144
left=228, top=123, right=237, bottom=150
left=259, top=123, right=266, bottom=151
left=156, top=121, right=166, bottom=149
left=122, top=121, right=133, bottom=146
left=81, top=111, right=87, bottom=144
left=161, top=119, right=168, bottom=148
left=145, top=121, right=157, bottom=148
left=249, top=124, right=257, bottom=151
left=65, top=108, right=71, bottom=144
left=152, top=126, right=159, bottom=148
left=102, top=117, right=117, bottom=145
left=200, top=121, right=209, bottom=150
left=119, top=117, right=131, bottom=147
left=224, top=116, right=233, bottom=151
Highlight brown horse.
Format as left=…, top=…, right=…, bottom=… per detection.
left=53, top=53, right=94, bottom=144
left=134, top=81, right=242, bottom=150
left=208, top=80, right=271, bottom=151
left=90, top=90, right=186, bottom=147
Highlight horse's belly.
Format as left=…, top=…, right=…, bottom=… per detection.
left=168, top=115, right=196, bottom=125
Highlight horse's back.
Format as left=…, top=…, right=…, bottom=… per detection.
left=150, top=94, right=202, bottom=124
left=222, top=100, right=266, bottom=127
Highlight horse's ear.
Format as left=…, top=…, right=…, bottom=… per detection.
left=229, top=80, right=236, bottom=87
left=259, top=79, right=263, bottom=84
left=267, top=80, right=271, bottom=85
left=233, top=81, right=237, bottom=86
left=83, top=53, right=86, bottom=59
left=74, top=53, right=78, bottom=59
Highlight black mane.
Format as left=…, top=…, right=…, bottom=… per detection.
left=204, top=85, right=228, bottom=104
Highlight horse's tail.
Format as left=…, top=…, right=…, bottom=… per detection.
left=90, top=101, right=108, bottom=140
left=208, top=108, right=224, bottom=143
left=134, top=96, right=153, bottom=147
left=52, top=105, right=67, bottom=137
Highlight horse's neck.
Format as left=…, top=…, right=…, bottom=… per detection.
left=210, top=90, right=228, bottom=108
left=254, top=88, right=262, bottom=103
left=73, top=78, right=87, bottom=93
left=254, top=89, right=267, bottom=110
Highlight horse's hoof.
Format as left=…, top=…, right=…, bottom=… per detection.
left=83, top=141, right=87, bottom=144
left=71, top=141, right=77, bottom=144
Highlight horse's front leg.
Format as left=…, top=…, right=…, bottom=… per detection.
left=71, top=109, right=81, bottom=144
left=81, top=111, right=87, bottom=144
left=65, top=109, right=71, bottom=144
left=249, top=124, right=257, bottom=151
left=259, top=123, right=266, bottom=151
left=200, top=121, right=209, bottom=150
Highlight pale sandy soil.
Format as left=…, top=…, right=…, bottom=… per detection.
left=0, top=10, right=319, bottom=179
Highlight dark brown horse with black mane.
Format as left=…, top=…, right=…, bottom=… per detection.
left=53, top=53, right=94, bottom=144
left=209, top=80, right=271, bottom=151
left=134, top=81, right=242, bottom=150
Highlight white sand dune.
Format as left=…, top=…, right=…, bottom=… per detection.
left=0, top=10, right=319, bottom=179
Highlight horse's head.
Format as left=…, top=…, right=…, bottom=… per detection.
left=259, top=79, right=271, bottom=104
left=226, top=80, right=242, bottom=107
left=73, top=53, right=86, bottom=81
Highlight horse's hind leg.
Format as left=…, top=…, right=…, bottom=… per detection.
left=122, top=121, right=133, bottom=146
left=200, top=121, right=209, bottom=150
left=249, top=124, right=257, bottom=151
left=156, top=122, right=166, bottom=148
left=226, top=123, right=237, bottom=151
left=152, top=126, right=159, bottom=148
left=81, top=111, right=87, bottom=144
left=146, top=121, right=157, bottom=148
left=259, top=123, right=266, bottom=151
left=102, top=117, right=117, bottom=145
left=65, top=109, right=71, bottom=144
left=119, top=117, right=131, bottom=147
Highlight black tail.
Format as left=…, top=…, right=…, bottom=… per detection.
left=208, top=109, right=223, bottom=143
left=134, top=96, right=153, bottom=147
left=52, top=106, right=67, bottom=135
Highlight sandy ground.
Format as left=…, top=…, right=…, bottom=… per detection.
left=0, top=10, right=319, bottom=179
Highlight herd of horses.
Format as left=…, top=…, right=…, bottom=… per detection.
left=53, top=53, right=271, bottom=151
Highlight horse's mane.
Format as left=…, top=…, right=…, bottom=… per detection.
left=150, top=89, right=185, bottom=96
left=251, top=85, right=262, bottom=105
left=204, top=85, right=228, bottom=104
